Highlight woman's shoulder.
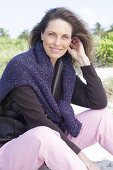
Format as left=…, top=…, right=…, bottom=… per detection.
left=6, top=48, right=35, bottom=71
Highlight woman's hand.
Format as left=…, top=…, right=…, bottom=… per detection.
left=68, top=37, right=90, bottom=66
left=78, top=151, right=100, bottom=170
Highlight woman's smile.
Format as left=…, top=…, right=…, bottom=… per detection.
left=50, top=47, right=62, bottom=54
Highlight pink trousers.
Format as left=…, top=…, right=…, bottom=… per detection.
left=0, top=108, right=113, bottom=170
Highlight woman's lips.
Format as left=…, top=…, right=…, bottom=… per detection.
left=50, top=47, right=62, bottom=53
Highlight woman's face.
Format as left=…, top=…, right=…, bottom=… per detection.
left=41, top=19, right=72, bottom=66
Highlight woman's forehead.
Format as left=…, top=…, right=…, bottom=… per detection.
left=45, top=19, right=72, bottom=34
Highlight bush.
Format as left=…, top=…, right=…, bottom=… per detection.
left=0, top=37, right=28, bottom=77
left=95, top=32, right=113, bottom=64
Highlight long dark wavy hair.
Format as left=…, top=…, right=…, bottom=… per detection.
left=29, top=7, right=93, bottom=61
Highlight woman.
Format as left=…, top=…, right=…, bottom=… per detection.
left=0, top=7, right=112, bottom=170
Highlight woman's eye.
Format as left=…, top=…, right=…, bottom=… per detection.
left=63, top=35, right=69, bottom=39
left=49, top=33, right=55, bottom=36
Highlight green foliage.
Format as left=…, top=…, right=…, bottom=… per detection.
left=0, top=28, right=9, bottom=38
left=105, top=24, right=113, bottom=33
left=0, top=37, right=28, bottom=77
left=95, top=32, right=113, bottom=64
left=18, top=30, right=29, bottom=40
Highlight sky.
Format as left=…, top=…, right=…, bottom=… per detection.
left=0, top=0, right=113, bottom=38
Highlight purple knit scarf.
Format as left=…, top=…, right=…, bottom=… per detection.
left=0, top=42, right=82, bottom=137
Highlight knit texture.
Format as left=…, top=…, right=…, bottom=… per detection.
left=0, top=42, right=82, bottom=137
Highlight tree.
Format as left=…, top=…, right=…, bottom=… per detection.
left=110, top=24, right=113, bottom=31
left=106, top=24, right=113, bottom=33
left=92, top=22, right=104, bottom=38
left=18, top=30, right=29, bottom=40
left=0, top=28, right=9, bottom=37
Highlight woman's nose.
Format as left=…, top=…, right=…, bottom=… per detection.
left=54, top=37, right=61, bottom=46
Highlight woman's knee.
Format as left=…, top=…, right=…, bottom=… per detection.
left=94, top=107, right=110, bottom=120
left=76, top=107, right=109, bottom=131
left=88, top=107, right=108, bottom=121
left=24, top=126, right=61, bottom=142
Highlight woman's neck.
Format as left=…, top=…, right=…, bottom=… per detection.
left=50, top=58, right=58, bottom=68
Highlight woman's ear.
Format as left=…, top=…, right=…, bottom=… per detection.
left=69, top=38, right=73, bottom=48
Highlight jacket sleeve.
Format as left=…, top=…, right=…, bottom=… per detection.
left=11, top=85, right=81, bottom=154
left=71, top=64, right=107, bottom=109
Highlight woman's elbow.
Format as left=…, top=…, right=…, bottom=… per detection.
left=93, top=98, right=108, bottom=110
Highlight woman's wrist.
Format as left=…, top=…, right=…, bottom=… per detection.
left=78, top=55, right=91, bottom=66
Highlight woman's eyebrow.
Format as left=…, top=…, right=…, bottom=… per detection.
left=48, top=31, right=71, bottom=36
left=48, top=31, right=56, bottom=33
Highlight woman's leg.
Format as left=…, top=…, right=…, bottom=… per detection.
left=68, top=108, right=113, bottom=155
left=0, top=126, right=87, bottom=170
